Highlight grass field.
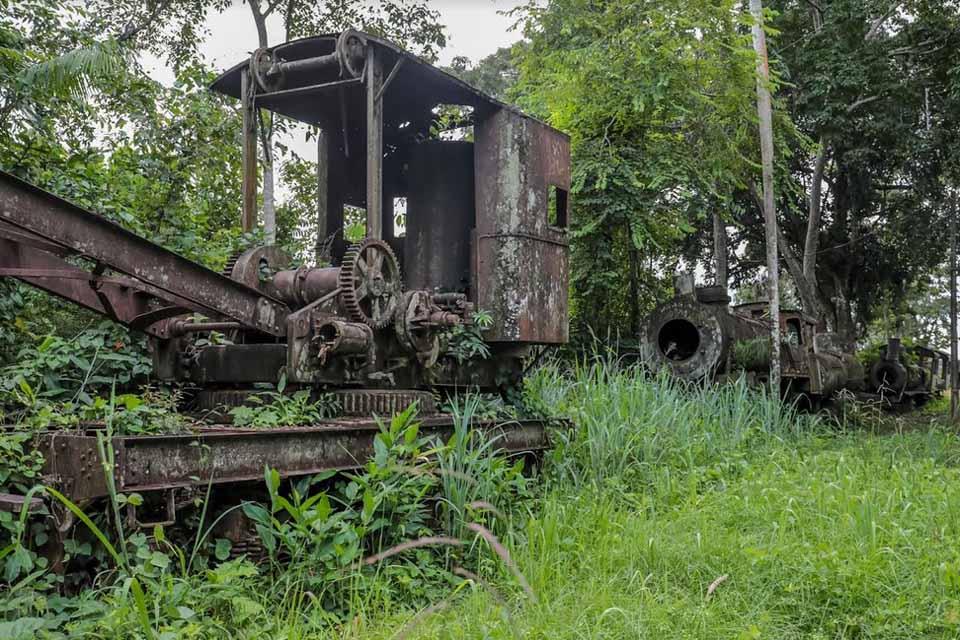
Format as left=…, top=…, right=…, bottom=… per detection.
left=351, top=366, right=960, bottom=640
left=5, top=361, right=960, bottom=639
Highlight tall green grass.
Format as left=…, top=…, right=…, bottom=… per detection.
left=6, top=358, right=960, bottom=639
left=361, top=362, right=960, bottom=639
left=528, top=358, right=822, bottom=492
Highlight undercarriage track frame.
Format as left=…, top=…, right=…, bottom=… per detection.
left=35, top=417, right=559, bottom=504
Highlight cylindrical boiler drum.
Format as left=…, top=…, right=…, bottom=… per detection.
left=643, top=297, right=757, bottom=379
left=404, top=141, right=475, bottom=293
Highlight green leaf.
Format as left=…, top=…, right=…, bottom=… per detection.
left=130, top=578, right=156, bottom=640
left=214, top=538, right=232, bottom=562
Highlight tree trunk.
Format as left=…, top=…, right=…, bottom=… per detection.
left=802, top=136, right=828, bottom=287
left=248, top=0, right=276, bottom=244
left=629, top=244, right=641, bottom=338
left=712, top=210, right=728, bottom=287
left=951, top=191, right=958, bottom=422
left=751, top=0, right=781, bottom=392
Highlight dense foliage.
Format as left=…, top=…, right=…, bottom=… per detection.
left=511, top=0, right=772, bottom=338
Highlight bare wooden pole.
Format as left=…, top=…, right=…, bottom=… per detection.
left=365, top=45, right=383, bottom=240
left=240, top=68, right=257, bottom=233
left=951, top=190, right=958, bottom=422
left=750, top=0, right=781, bottom=392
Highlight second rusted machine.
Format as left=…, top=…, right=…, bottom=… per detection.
left=640, top=276, right=863, bottom=399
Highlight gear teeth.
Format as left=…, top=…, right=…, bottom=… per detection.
left=338, top=239, right=401, bottom=329
left=222, top=252, right=243, bottom=278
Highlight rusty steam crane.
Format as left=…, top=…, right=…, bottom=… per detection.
left=0, top=31, right=571, bottom=536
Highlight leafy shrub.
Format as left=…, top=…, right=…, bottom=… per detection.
left=444, top=310, right=494, bottom=363
left=228, top=377, right=340, bottom=426
left=0, top=322, right=151, bottom=404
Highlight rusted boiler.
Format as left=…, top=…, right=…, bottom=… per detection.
left=640, top=279, right=863, bottom=398
left=865, top=338, right=949, bottom=405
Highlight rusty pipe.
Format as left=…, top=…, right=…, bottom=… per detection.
left=271, top=52, right=341, bottom=79
left=170, top=320, right=243, bottom=336
left=273, top=266, right=340, bottom=308
left=429, top=310, right=461, bottom=327
left=315, top=319, right=372, bottom=356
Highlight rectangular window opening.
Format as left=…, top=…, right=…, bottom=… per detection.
left=393, top=197, right=407, bottom=238
left=547, top=186, right=568, bottom=228
left=343, top=204, right=366, bottom=243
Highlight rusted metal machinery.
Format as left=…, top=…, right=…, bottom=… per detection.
left=0, top=31, right=570, bottom=529
left=640, top=279, right=864, bottom=400
left=865, top=338, right=949, bottom=406
left=641, top=281, right=950, bottom=408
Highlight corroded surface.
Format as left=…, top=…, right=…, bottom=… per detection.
left=37, top=417, right=559, bottom=502
left=475, top=110, right=570, bottom=344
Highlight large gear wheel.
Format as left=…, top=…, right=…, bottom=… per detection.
left=339, top=239, right=402, bottom=329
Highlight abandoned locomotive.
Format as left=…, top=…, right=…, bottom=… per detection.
left=641, top=278, right=950, bottom=407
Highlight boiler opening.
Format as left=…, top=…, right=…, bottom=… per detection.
left=658, top=319, right=700, bottom=362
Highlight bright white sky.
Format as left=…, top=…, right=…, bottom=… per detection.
left=145, top=0, right=526, bottom=84
left=143, top=0, right=527, bottom=161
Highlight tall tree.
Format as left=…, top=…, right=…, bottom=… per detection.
left=753, top=0, right=960, bottom=338
left=514, top=0, right=764, bottom=338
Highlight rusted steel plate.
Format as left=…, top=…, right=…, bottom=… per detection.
left=474, top=109, right=570, bottom=344
left=0, top=171, right=289, bottom=336
left=37, top=418, right=557, bottom=502
left=0, top=493, right=45, bottom=513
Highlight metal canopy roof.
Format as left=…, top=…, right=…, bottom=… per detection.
left=210, top=31, right=560, bottom=137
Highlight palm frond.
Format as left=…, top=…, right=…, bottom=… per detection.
left=19, top=39, right=131, bottom=101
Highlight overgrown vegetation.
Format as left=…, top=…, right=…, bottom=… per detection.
left=3, top=358, right=960, bottom=637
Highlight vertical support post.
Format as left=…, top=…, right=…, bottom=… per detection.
left=951, top=191, right=958, bottom=422
left=366, top=45, right=383, bottom=240
left=751, top=0, right=780, bottom=392
left=382, top=192, right=394, bottom=241
left=713, top=210, right=728, bottom=287
left=315, top=128, right=329, bottom=264
left=241, top=67, right=258, bottom=233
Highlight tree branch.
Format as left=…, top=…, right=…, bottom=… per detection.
left=117, top=0, right=175, bottom=43
left=845, top=95, right=880, bottom=114
left=803, top=136, right=828, bottom=284
left=749, top=182, right=821, bottom=317
left=865, top=2, right=902, bottom=41
left=247, top=1, right=269, bottom=48
left=262, top=0, right=286, bottom=19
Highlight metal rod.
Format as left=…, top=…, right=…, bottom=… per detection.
left=254, top=78, right=363, bottom=104
left=339, top=87, right=350, bottom=159
left=171, top=321, right=243, bottom=336
left=375, top=56, right=406, bottom=103
left=241, top=67, right=258, bottom=233
left=365, top=45, right=383, bottom=240
left=315, top=128, right=329, bottom=265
